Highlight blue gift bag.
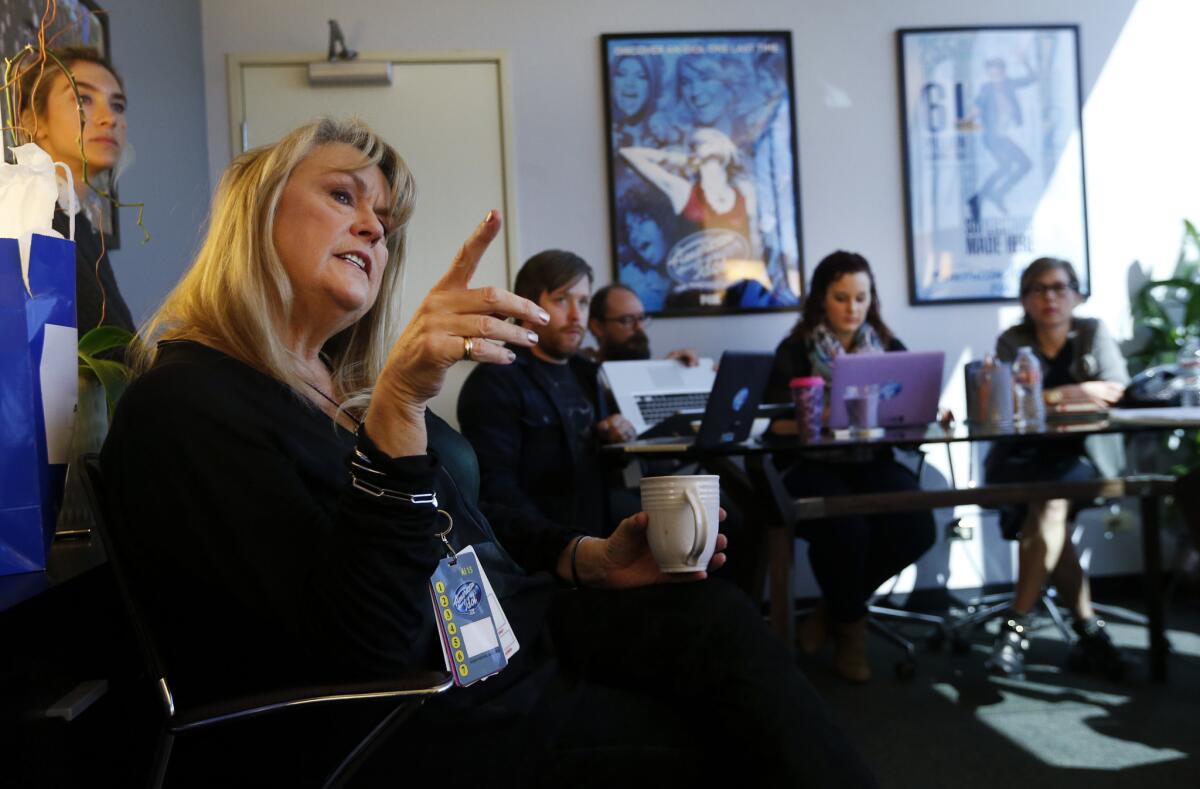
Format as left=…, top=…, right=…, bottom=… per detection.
left=0, top=233, right=77, bottom=575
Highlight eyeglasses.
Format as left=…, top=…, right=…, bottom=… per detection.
left=604, top=313, right=652, bottom=329
left=1025, top=282, right=1075, bottom=298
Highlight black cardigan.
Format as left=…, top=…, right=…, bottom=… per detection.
left=53, top=208, right=135, bottom=333
left=101, top=341, right=557, bottom=698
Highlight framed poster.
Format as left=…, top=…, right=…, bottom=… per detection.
left=897, top=25, right=1089, bottom=304
left=601, top=31, right=803, bottom=316
left=1, top=0, right=108, bottom=60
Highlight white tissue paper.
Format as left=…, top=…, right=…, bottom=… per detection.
left=0, top=143, right=76, bottom=291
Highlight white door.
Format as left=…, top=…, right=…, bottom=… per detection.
left=229, top=52, right=517, bottom=428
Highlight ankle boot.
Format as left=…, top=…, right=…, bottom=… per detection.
left=799, top=600, right=830, bottom=655
left=985, top=613, right=1032, bottom=680
left=832, top=616, right=871, bottom=682
left=1067, top=617, right=1131, bottom=681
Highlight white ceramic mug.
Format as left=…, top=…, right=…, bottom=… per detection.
left=639, top=475, right=721, bottom=572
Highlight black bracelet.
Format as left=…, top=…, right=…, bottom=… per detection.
left=570, top=535, right=588, bottom=590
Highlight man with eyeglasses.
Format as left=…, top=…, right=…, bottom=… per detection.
left=587, top=283, right=699, bottom=366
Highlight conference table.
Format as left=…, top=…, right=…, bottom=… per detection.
left=619, top=409, right=1200, bottom=682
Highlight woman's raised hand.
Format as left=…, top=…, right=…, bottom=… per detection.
left=364, top=210, right=548, bottom=456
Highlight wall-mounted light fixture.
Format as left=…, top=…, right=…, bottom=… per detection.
left=308, top=19, right=392, bottom=86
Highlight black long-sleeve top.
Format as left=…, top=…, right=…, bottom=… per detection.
left=53, top=209, right=135, bottom=333
left=100, top=340, right=556, bottom=699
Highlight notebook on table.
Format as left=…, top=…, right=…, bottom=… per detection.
left=616, top=351, right=775, bottom=453
left=827, top=351, right=944, bottom=429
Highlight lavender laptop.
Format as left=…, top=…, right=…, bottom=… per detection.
left=827, top=351, right=944, bottom=429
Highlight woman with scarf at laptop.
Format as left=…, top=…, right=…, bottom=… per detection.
left=982, top=257, right=1131, bottom=681
left=100, top=119, right=876, bottom=786
left=765, top=250, right=936, bottom=683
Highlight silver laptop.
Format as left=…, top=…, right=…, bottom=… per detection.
left=600, top=358, right=717, bottom=436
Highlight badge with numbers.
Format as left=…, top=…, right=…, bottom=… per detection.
left=429, top=529, right=509, bottom=686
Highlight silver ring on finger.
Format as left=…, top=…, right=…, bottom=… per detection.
left=462, top=337, right=474, bottom=361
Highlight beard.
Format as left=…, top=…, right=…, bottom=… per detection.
left=604, top=330, right=651, bottom=361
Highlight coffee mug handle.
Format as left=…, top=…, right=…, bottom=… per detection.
left=683, top=487, right=708, bottom=565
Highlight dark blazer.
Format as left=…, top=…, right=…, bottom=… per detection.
left=458, top=347, right=611, bottom=552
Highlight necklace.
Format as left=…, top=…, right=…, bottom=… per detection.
left=306, top=382, right=362, bottom=428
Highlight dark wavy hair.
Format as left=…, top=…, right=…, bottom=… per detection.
left=788, top=250, right=894, bottom=345
left=514, top=249, right=594, bottom=305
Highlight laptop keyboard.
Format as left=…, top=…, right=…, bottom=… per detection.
left=635, top=392, right=709, bottom=424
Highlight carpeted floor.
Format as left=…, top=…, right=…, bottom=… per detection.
left=799, top=586, right=1200, bottom=788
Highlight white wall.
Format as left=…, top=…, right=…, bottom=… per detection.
left=196, top=0, right=1200, bottom=587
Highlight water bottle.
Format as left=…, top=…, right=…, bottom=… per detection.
left=1179, top=337, right=1200, bottom=407
left=1012, top=346, right=1045, bottom=428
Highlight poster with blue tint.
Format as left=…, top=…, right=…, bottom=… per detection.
left=601, top=32, right=802, bottom=316
left=898, top=26, right=1089, bottom=304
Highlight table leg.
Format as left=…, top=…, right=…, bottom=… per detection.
left=746, top=455, right=797, bottom=653
left=1139, top=492, right=1167, bottom=682
left=769, top=527, right=795, bottom=651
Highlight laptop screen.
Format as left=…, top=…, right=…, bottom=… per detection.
left=827, top=351, right=944, bottom=428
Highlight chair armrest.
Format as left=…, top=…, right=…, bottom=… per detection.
left=171, top=671, right=454, bottom=732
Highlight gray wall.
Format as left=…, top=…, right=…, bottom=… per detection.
left=103, top=0, right=210, bottom=323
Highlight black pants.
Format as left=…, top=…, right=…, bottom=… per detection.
left=784, top=455, right=937, bottom=624
left=370, top=579, right=878, bottom=788
left=985, top=443, right=1095, bottom=539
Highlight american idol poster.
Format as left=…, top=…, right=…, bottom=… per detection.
left=898, top=26, right=1090, bottom=304
left=601, top=31, right=803, bottom=316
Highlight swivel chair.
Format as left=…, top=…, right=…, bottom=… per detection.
left=80, top=456, right=453, bottom=788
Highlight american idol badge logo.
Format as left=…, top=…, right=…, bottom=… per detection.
left=879, top=380, right=903, bottom=400
left=666, top=230, right=751, bottom=289
left=731, top=386, right=750, bottom=411
left=453, top=581, right=484, bottom=614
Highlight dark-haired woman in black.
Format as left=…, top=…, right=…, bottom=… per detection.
left=766, top=251, right=936, bottom=682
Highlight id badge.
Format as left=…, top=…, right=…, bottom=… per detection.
left=429, top=546, right=508, bottom=686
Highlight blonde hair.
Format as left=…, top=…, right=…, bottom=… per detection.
left=135, top=118, right=416, bottom=414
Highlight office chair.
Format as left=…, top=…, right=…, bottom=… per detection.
left=746, top=449, right=948, bottom=680
left=79, top=455, right=453, bottom=789
left=859, top=447, right=952, bottom=678
left=939, top=438, right=1149, bottom=654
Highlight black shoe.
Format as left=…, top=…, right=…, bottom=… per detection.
left=985, top=615, right=1031, bottom=679
left=1067, top=618, right=1130, bottom=681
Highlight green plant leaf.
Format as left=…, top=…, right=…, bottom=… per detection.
left=1177, top=219, right=1200, bottom=280
left=78, top=325, right=134, bottom=357
left=1133, top=280, right=1174, bottom=328
left=77, top=355, right=130, bottom=418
